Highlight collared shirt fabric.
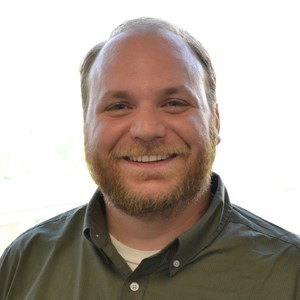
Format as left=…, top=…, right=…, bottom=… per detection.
left=0, top=173, right=299, bottom=299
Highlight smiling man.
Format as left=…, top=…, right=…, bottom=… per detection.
left=84, top=29, right=219, bottom=220
left=1, top=17, right=299, bottom=299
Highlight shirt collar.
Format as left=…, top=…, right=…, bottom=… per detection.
left=83, top=189, right=110, bottom=247
left=169, top=173, right=232, bottom=275
left=83, top=173, right=233, bottom=274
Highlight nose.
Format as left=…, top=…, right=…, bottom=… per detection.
left=129, top=107, right=166, bottom=142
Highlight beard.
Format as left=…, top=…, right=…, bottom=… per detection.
left=84, top=123, right=218, bottom=217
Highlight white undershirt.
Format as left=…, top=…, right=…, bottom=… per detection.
left=109, top=234, right=160, bottom=271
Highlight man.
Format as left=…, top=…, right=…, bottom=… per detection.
left=0, top=17, right=299, bottom=299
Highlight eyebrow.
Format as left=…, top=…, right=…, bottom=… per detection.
left=160, top=86, right=199, bottom=102
left=106, top=91, right=129, bottom=99
left=162, top=87, right=182, bottom=96
left=102, top=86, right=191, bottom=100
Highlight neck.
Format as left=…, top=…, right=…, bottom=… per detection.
left=105, top=188, right=211, bottom=251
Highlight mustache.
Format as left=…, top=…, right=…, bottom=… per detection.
left=111, top=144, right=191, bottom=158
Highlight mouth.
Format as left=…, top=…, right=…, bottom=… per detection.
left=124, top=154, right=177, bottom=163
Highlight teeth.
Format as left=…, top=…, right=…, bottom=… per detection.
left=128, top=154, right=170, bottom=162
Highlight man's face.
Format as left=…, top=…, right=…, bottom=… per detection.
left=84, top=31, right=220, bottom=216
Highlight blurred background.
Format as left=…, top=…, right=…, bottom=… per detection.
left=1, top=0, right=299, bottom=254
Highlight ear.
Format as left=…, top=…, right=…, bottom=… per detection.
left=214, top=104, right=221, bottom=144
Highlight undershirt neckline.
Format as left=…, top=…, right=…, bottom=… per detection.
left=109, top=234, right=160, bottom=271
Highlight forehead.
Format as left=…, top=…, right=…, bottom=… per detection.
left=90, top=30, right=203, bottom=81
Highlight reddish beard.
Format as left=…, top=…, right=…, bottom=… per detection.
left=84, top=126, right=217, bottom=217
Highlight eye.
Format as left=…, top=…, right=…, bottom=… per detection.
left=162, top=99, right=189, bottom=113
left=109, top=103, right=128, bottom=110
left=105, top=102, right=132, bottom=117
left=165, top=99, right=188, bottom=107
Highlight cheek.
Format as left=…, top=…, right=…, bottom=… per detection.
left=88, top=120, right=128, bottom=155
left=171, top=114, right=210, bottom=148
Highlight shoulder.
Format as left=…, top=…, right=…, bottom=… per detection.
left=2, top=204, right=87, bottom=257
left=0, top=204, right=90, bottom=299
left=228, top=204, right=300, bottom=251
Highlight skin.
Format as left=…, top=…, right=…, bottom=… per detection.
left=84, top=30, right=220, bottom=250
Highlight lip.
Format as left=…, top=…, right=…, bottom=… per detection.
left=122, top=154, right=178, bottom=169
left=125, top=154, right=175, bottom=163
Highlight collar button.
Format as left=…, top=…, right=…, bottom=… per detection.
left=173, top=259, right=180, bottom=268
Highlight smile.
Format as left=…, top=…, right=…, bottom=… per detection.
left=126, top=154, right=175, bottom=163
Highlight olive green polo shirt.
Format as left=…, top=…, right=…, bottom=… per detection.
left=1, top=174, right=299, bottom=299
